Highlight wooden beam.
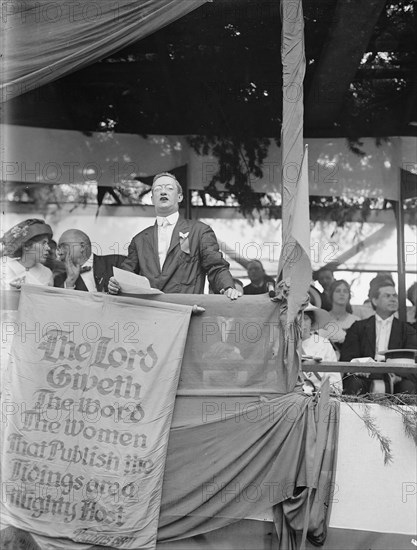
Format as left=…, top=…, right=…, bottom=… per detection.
left=2, top=201, right=415, bottom=225
left=324, top=224, right=394, bottom=269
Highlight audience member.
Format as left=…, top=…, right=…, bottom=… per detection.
left=43, top=239, right=66, bottom=279
left=0, top=219, right=53, bottom=289
left=341, top=276, right=417, bottom=395
left=376, top=271, right=394, bottom=284
left=55, top=229, right=125, bottom=292
left=301, top=305, right=342, bottom=393
left=243, top=260, right=275, bottom=295
left=406, top=282, right=417, bottom=325
left=355, top=274, right=395, bottom=319
left=326, top=280, right=360, bottom=356
left=313, top=266, right=336, bottom=311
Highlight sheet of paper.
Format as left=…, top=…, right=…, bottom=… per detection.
left=113, top=267, right=163, bottom=295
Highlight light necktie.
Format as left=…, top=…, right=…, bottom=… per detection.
left=373, top=317, right=391, bottom=393
left=159, top=218, right=170, bottom=268
left=376, top=317, right=390, bottom=358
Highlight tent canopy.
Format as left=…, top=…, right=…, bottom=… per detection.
left=2, top=124, right=416, bottom=201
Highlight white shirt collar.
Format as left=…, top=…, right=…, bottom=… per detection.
left=156, top=211, right=179, bottom=226
left=375, top=313, right=394, bottom=325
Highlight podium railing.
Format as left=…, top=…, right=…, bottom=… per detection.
left=2, top=290, right=415, bottom=396
left=302, top=360, right=416, bottom=376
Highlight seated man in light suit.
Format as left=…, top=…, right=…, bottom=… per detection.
left=341, top=276, right=417, bottom=394
left=108, top=172, right=240, bottom=300
left=54, top=229, right=125, bottom=292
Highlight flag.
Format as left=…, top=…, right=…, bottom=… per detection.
left=274, top=0, right=311, bottom=392
left=278, top=144, right=312, bottom=323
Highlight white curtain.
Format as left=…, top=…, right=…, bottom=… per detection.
left=1, top=0, right=208, bottom=101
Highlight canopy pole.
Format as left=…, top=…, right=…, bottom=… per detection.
left=394, top=179, right=407, bottom=321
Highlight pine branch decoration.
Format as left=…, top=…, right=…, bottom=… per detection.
left=361, top=404, right=393, bottom=465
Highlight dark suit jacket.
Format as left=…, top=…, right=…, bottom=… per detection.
left=340, top=315, right=417, bottom=362
left=244, top=276, right=275, bottom=295
left=121, top=218, right=234, bottom=294
left=54, top=254, right=126, bottom=292
left=341, top=315, right=417, bottom=389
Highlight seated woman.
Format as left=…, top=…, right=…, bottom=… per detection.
left=1, top=219, right=54, bottom=289
left=302, top=305, right=342, bottom=394
left=326, top=279, right=360, bottom=357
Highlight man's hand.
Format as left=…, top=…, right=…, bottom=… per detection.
left=349, top=358, right=374, bottom=378
left=64, top=254, right=81, bottom=288
left=223, top=287, right=242, bottom=300
left=191, top=305, right=205, bottom=315
left=9, top=276, right=26, bottom=289
left=108, top=276, right=121, bottom=295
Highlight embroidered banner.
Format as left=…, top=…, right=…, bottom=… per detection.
left=1, top=285, right=192, bottom=549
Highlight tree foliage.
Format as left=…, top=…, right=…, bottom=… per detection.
left=4, top=0, right=416, bottom=217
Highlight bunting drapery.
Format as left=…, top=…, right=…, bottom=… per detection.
left=1, top=0, right=208, bottom=102
left=1, top=289, right=339, bottom=550
left=276, top=0, right=312, bottom=393
left=280, top=0, right=306, bottom=248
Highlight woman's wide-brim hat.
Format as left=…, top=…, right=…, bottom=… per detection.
left=0, top=219, right=52, bottom=257
left=308, top=285, right=322, bottom=308
left=304, top=303, right=331, bottom=329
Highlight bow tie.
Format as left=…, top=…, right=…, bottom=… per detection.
left=80, top=266, right=92, bottom=274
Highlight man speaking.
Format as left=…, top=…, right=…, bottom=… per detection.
left=108, top=173, right=240, bottom=299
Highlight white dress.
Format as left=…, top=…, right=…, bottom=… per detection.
left=330, top=312, right=360, bottom=331
left=302, top=332, right=342, bottom=393
left=1, top=257, right=53, bottom=289
left=324, top=312, right=360, bottom=343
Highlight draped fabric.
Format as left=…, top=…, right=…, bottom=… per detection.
left=1, top=0, right=208, bottom=101
left=280, top=0, right=305, bottom=244
left=148, top=294, right=304, bottom=395
left=2, top=400, right=415, bottom=550
left=274, top=150, right=312, bottom=393
left=275, top=0, right=311, bottom=396
left=2, top=293, right=300, bottom=395
left=158, top=391, right=339, bottom=548
left=277, top=147, right=311, bottom=324
left=1, top=291, right=339, bottom=549
left=0, top=392, right=339, bottom=550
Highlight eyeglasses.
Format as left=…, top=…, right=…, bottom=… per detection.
left=152, top=184, right=175, bottom=193
left=57, top=242, right=84, bottom=250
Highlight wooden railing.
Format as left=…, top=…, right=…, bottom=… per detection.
left=302, top=361, right=416, bottom=376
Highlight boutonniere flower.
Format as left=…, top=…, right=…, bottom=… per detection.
left=179, top=231, right=190, bottom=254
